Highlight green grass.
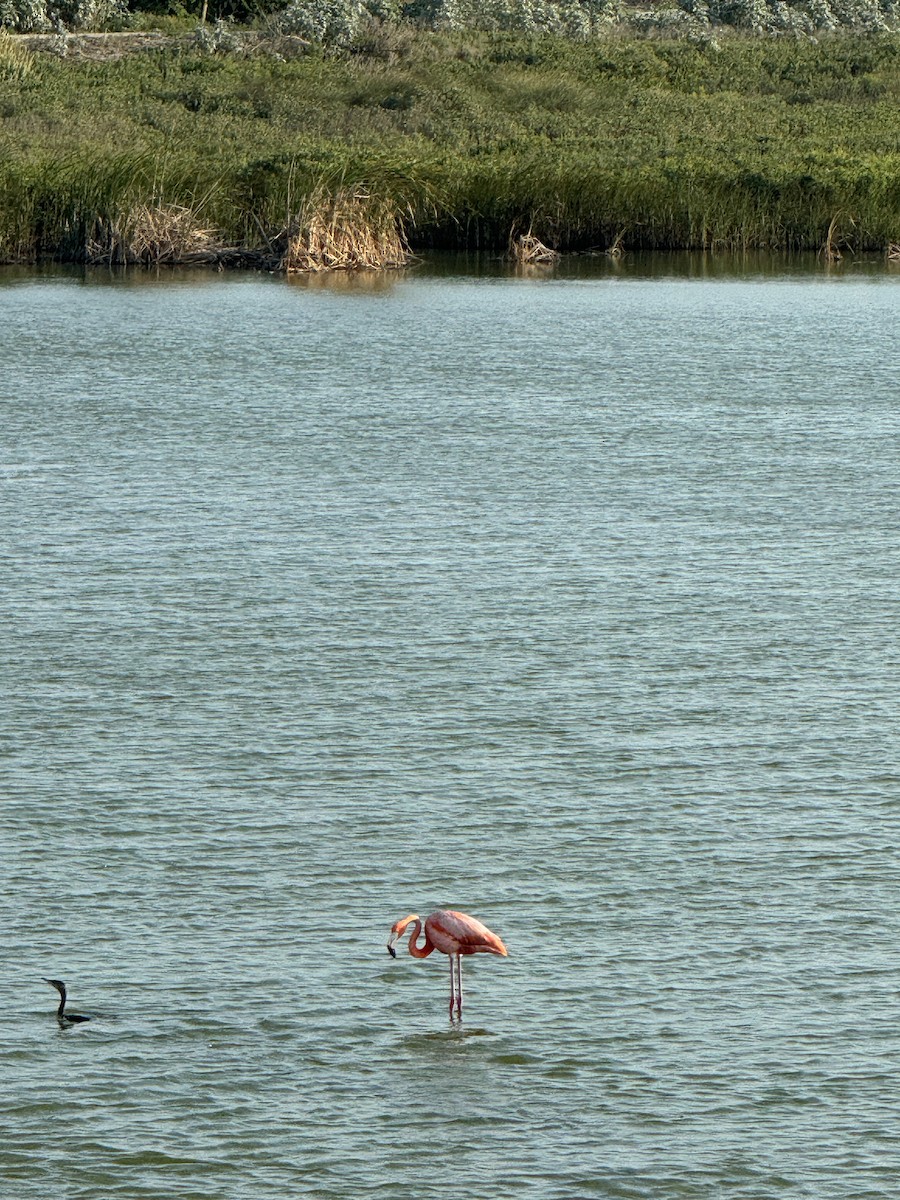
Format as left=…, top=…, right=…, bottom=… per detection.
left=2, top=28, right=900, bottom=261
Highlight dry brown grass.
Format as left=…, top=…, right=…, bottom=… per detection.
left=606, top=229, right=627, bottom=260
left=818, top=211, right=853, bottom=264
left=281, top=187, right=412, bottom=272
left=0, top=29, right=35, bottom=80
left=86, top=202, right=225, bottom=264
left=83, top=191, right=413, bottom=271
left=509, top=232, right=560, bottom=265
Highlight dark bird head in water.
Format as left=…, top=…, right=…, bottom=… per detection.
left=44, top=978, right=67, bottom=998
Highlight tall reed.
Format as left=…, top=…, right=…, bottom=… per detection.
left=280, top=185, right=412, bottom=270
left=0, top=28, right=34, bottom=80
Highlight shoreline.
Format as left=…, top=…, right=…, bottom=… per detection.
left=2, top=28, right=899, bottom=267
left=4, top=246, right=900, bottom=281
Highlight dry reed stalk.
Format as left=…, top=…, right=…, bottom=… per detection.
left=87, top=203, right=225, bottom=265
left=818, top=212, right=845, bottom=263
left=282, top=188, right=412, bottom=273
left=0, top=29, right=35, bottom=80
left=510, top=232, right=560, bottom=265
left=887, top=243, right=900, bottom=262
left=606, top=229, right=626, bottom=260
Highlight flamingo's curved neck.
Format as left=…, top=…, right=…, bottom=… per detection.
left=407, top=919, right=434, bottom=959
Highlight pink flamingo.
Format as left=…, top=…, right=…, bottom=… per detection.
left=387, top=909, right=508, bottom=1018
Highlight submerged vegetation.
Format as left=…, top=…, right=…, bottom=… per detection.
left=1, top=23, right=900, bottom=266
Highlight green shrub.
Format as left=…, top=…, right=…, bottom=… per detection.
left=0, top=0, right=53, bottom=29
left=269, top=0, right=899, bottom=38
left=276, top=0, right=364, bottom=41
left=0, top=0, right=128, bottom=29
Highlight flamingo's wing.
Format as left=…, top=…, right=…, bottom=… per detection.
left=430, top=910, right=508, bottom=956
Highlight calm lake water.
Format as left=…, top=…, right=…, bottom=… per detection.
left=2, top=256, right=899, bottom=1200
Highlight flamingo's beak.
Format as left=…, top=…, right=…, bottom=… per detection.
left=387, top=931, right=398, bottom=957
left=387, top=944, right=397, bottom=958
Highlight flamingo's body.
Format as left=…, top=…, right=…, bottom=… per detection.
left=387, top=909, right=508, bottom=1018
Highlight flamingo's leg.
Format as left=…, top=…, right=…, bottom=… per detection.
left=449, top=954, right=456, bottom=1017
left=457, top=956, right=463, bottom=1019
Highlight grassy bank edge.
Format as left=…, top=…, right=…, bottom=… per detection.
left=3, top=28, right=900, bottom=268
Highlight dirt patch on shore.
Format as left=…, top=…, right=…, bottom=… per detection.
left=15, top=30, right=310, bottom=61
left=19, top=31, right=179, bottom=60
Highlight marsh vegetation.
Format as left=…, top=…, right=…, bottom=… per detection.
left=2, top=23, right=900, bottom=266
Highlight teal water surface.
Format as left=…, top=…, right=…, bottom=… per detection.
left=2, top=260, right=900, bottom=1200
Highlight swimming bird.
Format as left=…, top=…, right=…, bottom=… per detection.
left=387, top=909, right=508, bottom=1018
left=44, top=979, right=91, bottom=1025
